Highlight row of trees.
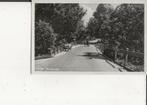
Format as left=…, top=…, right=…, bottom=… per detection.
left=35, top=3, right=144, bottom=56
left=35, top=4, right=86, bottom=56
left=87, top=4, right=144, bottom=52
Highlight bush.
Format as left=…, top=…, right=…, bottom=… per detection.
left=35, top=21, right=56, bottom=56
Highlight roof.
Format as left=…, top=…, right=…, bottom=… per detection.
left=88, top=39, right=102, bottom=43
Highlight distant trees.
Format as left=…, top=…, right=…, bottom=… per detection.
left=35, top=4, right=86, bottom=56
left=86, top=17, right=98, bottom=38
left=87, top=4, right=144, bottom=52
left=87, top=4, right=114, bottom=39
left=74, top=20, right=87, bottom=43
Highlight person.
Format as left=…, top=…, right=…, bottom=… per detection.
left=86, top=40, right=89, bottom=46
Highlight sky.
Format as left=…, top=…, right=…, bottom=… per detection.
left=80, top=4, right=98, bottom=26
left=80, top=3, right=119, bottom=26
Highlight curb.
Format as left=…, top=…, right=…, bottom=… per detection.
left=95, top=47, right=132, bottom=72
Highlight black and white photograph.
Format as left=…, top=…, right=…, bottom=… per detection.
left=0, top=1, right=146, bottom=105
left=33, top=3, right=144, bottom=72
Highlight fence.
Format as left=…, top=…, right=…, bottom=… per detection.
left=96, top=43, right=144, bottom=71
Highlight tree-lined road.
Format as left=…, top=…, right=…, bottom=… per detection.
left=35, top=45, right=121, bottom=71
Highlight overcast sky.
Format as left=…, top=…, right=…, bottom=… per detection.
left=80, top=4, right=98, bottom=26
left=80, top=4, right=119, bottom=26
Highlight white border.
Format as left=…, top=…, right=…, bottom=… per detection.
left=32, top=0, right=146, bottom=4
left=31, top=0, right=147, bottom=74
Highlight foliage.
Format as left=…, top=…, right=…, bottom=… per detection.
left=87, top=4, right=144, bottom=52
left=86, top=17, right=98, bottom=38
left=35, top=4, right=86, bottom=43
left=35, top=4, right=86, bottom=56
left=35, top=20, right=56, bottom=56
left=110, top=4, right=144, bottom=52
left=87, top=4, right=114, bottom=39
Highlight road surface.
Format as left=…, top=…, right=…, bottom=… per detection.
left=35, top=45, right=121, bottom=72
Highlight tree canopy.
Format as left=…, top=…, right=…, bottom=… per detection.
left=35, top=3, right=86, bottom=56
left=86, top=4, right=144, bottom=52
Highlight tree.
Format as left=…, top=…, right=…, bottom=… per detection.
left=35, top=4, right=86, bottom=43
left=86, top=17, right=98, bottom=38
left=35, top=20, right=56, bottom=56
left=86, top=4, right=144, bottom=52
left=110, top=4, right=144, bottom=51
left=35, top=4, right=87, bottom=56
left=90, top=4, right=114, bottom=39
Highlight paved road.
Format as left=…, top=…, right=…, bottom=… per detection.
left=35, top=45, right=121, bottom=72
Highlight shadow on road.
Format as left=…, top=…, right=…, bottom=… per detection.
left=78, top=52, right=106, bottom=60
left=78, top=52, right=117, bottom=69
